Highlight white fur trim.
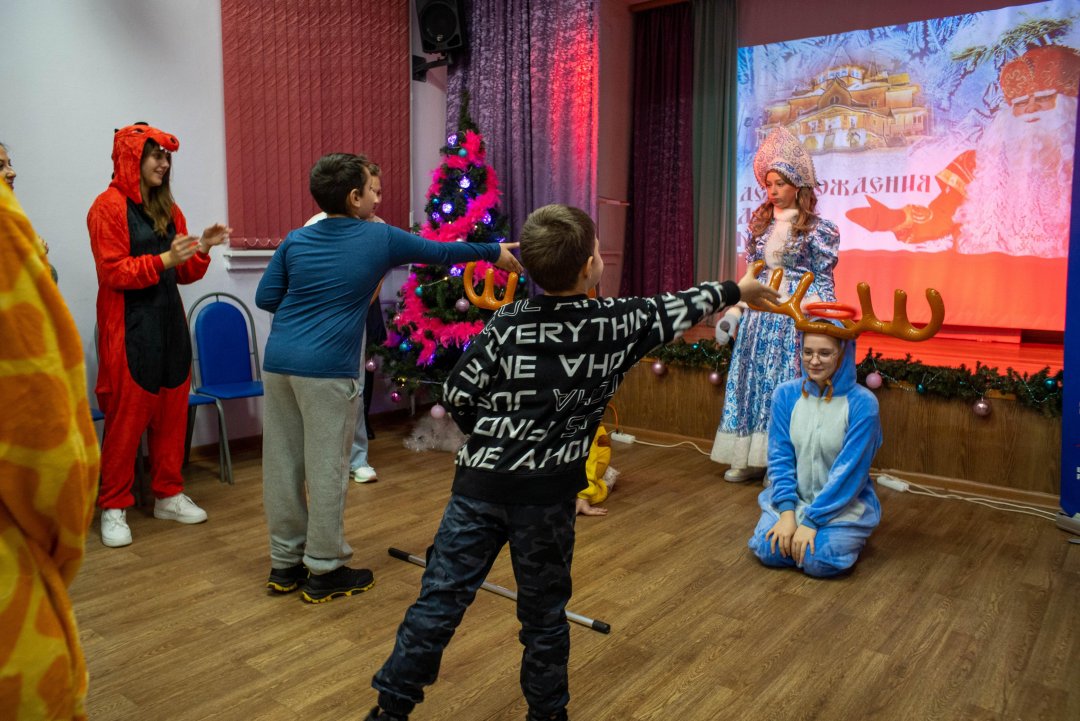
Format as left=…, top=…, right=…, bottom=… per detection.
left=710, top=429, right=768, bottom=468
left=403, top=415, right=467, bottom=453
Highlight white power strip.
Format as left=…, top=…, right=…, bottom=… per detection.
left=876, top=474, right=910, bottom=493
left=610, top=431, right=636, bottom=444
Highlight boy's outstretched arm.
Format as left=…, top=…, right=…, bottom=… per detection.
left=618, top=274, right=778, bottom=374
left=495, top=242, right=523, bottom=274
left=735, top=266, right=780, bottom=308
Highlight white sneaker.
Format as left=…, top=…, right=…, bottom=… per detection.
left=350, top=466, right=378, bottom=483
left=154, top=493, right=208, bottom=524
left=101, top=508, right=132, bottom=547
left=723, top=467, right=766, bottom=483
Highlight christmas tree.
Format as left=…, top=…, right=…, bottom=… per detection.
left=373, top=112, right=526, bottom=403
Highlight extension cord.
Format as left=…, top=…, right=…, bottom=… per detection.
left=876, top=474, right=910, bottom=493
left=610, top=431, right=636, bottom=444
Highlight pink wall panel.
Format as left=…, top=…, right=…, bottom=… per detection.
left=221, top=0, right=410, bottom=248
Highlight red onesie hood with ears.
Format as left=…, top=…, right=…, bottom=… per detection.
left=110, top=123, right=180, bottom=205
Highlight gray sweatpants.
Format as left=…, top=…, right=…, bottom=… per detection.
left=262, top=371, right=361, bottom=574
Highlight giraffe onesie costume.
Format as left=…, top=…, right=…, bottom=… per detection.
left=0, top=182, right=100, bottom=719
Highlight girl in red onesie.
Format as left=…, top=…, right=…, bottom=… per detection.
left=87, top=122, right=230, bottom=548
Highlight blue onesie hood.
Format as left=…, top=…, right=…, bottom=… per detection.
left=799, top=319, right=858, bottom=399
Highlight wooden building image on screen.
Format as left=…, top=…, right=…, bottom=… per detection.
left=757, top=52, right=930, bottom=152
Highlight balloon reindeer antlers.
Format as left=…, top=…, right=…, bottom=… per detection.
left=463, top=262, right=520, bottom=310
left=745, top=260, right=945, bottom=341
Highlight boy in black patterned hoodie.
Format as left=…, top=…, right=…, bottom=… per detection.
left=366, top=204, right=778, bottom=721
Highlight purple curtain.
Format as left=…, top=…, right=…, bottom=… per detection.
left=620, top=4, right=694, bottom=297
left=446, top=0, right=598, bottom=243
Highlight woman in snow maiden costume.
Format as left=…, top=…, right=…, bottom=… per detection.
left=710, top=128, right=840, bottom=482
left=748, top=323, right=881, bottom=577
left=88, top=122, right=230, bottom=548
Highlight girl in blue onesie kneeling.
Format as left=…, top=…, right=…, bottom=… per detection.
left=748, top=325, right=882, bottom=577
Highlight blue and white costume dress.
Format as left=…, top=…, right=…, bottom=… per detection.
left=710, top=209, right=839, bottom=469
left=748, top=331, right=881, bottom=577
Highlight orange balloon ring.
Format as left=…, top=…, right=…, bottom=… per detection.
left=804, top=301, right=857, bottom=320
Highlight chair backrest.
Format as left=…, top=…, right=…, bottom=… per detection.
left=189, top=292, right=262, bottom=387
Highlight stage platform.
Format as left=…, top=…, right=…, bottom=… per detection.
left=614, top=323, right=1063, bottom=505
left=681, top=324, right=1063, bottom=375
left=857, top=333, right=1062, bottom=375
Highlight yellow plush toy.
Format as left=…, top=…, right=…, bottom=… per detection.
left=577, top=426, right=619, bottom=515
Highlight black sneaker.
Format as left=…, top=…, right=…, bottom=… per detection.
left=364, top=706, right=408, bottom=720
left=526, top=710, right=568, bottom=721
left=300, top=565, right=375, bottom=603
left=266, top=564, right=308, bottom=594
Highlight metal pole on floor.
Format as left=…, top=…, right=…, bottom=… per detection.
left=387, top=547, right=611, bottom=634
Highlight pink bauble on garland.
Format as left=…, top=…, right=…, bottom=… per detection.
left=972, top=398, right=992, bottom=417
left=365, top=358, right=378, bottom=373
left=865, top=371, right=883, bottom=389
left=430, top=404, right=447, bottom=419
left=651, top=360, right=666, bottom=376
left=455, top=297, right=471, bottom=313
left=390, top=390, right=403, bottom=404
left=708, top=371, right=723, bottom=386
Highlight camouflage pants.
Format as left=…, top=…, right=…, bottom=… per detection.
left=373, top=494, right=577, bottom=716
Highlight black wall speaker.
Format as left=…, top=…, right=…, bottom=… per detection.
left=417, top=0, right=466, bottom=55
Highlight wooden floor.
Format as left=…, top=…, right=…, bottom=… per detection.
left=70, top=418, right=1080, bottom=721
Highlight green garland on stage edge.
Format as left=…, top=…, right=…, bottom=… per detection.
left=648, top=338, right=733, bottom=370
left=646, top=340, right=1063, bottom=418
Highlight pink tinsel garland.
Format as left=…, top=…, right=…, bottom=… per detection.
left=420, top=133, right=500, bottom=243
left=394, top=274, right=486, bottom=365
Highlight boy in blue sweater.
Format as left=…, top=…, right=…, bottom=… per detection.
left=365, top=204, right=778, bottom=720
left=256, top=153, right=521, bottom=603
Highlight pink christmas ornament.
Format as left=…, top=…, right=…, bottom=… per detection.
left=430, top=404, right=447, bottom=419
left=390, top=390, right=403, bottom=404
left=865, top=372, right=883, bottom=389
left=651, top=360, right=666, bottom=376
left=365, top=358, right=378, bottom=373
left=455, top=297, right=471, bottom=313
left=973, top=398, right=992, bottom=417
left=708, top=371, right=723, bottom=386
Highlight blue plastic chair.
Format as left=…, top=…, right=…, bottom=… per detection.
left=185, top=392, right=219, bottom=466
left=92, top=328, right=220, bottom=497
left=188, top=292, right=264, bottom=485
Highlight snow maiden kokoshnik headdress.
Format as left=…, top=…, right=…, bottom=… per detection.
left=754, top=127, right=818, bottom=189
